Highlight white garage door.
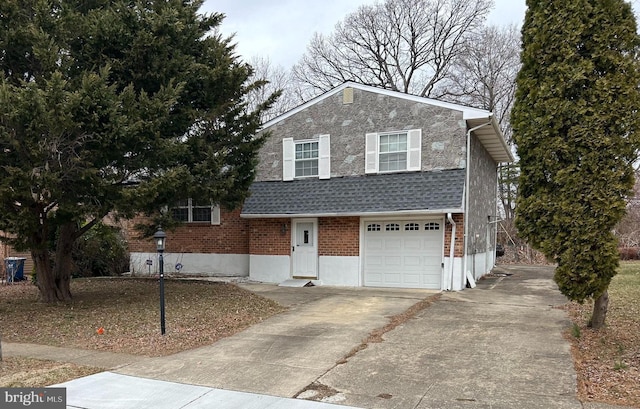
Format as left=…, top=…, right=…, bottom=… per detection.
left=364, top=220, right=443, bottom=289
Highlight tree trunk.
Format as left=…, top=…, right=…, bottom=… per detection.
left=33, top=222, right=76, bottom=303
left=589, top=290, right=609, bottom=329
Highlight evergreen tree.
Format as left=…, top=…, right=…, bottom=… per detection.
left=512, top=0, right=640, bottom=328
left=0, top=0, right=276, bottom=302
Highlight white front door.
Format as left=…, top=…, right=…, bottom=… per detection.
left=292, top=219, right=318, bottom=278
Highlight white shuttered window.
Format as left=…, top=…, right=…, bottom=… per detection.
left=365, top=129, right=421, bottom=174
left=282, top=135, right=331, bottom=180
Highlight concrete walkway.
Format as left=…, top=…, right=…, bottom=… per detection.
left=3, top=266, right=633, bottom=408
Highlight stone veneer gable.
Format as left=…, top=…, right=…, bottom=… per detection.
left=255, top=88, right=467, bottom=182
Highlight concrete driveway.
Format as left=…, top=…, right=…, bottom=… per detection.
left=115, top=285, right=434, bottom=398
left=312, top=265, right=584, bottom=408
left=47, top=265, right=626, bottom=408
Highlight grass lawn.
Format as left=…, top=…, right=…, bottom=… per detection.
left=0, top=357, right=101, bottom=387
left=566, top=261, right=640, bottom=408
left=0, top=277, right=286, bottom=387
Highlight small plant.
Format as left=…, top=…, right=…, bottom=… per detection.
left=614, top=361, right=628, bottom=371
left=571, top=323, right=582, bottom=339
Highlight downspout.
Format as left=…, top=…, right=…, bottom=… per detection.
left=463, top=119, right=493, bottom=289
left=447, top=212, right=456, bottom=291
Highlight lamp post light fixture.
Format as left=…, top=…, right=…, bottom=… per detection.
left=154, top=227, right=167, bottom=335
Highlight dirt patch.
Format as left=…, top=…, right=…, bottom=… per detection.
left=295, top=381, right=340, bottom=401
left=0, top=357, right=101, bottom=387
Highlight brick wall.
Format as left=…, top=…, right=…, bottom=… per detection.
left=249, top=218, right=291, bottom=255
left=318, top=217, right=359, bottom=256
left=126, top=208, right=249, bottom=254
left=443, top=213, right=464, bottom=257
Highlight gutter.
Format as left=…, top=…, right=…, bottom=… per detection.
left=240, top=208, right=464, bottom=219
left=446, top=212, right=456, bottom=291
left=463, top=119, right=493, bottom=289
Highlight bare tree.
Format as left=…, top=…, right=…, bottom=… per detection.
left=616, top=167, right=640, bottom=250
left=292, top=0, right=493, bottom=101
left=245, top=56, right=298, bottom=123
left=435, top=24, right=521, bottom=235
left=437, top=24, right=520, bottom=143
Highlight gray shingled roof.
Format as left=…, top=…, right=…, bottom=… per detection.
left=241, top=169, right=465, bottom=216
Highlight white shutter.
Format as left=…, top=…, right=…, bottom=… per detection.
left=318, top=134, right=331, bottom=179
left=365, top=132, right=378, bottom=174
left=282, top=138, right=294, bottom=181
left=407, top=129, right=422, bottom=171
left=211, top=205, right=221, bottom=225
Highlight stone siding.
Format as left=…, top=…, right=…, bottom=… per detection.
left=466, top=135, right=498, bottom=256
left=256, top=87, right=467, bottom=181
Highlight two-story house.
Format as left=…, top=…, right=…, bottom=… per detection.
left=128, top=81, right=513, bottom=291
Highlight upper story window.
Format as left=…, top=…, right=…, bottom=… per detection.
left=172, top=199, right=221, bottom=225
left=283, top=135, right=331, bottom=181
left=365, top=129, right=421, bottom=174
left=379, top=133, right=407, bottom=172
left=295, top=141, right=318, bottom=177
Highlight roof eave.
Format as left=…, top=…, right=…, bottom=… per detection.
left=260, top=81, right=496, bottom=131
left=240, top=208, right=465, bottom=219
left=466, top=115, right=515, bottom=163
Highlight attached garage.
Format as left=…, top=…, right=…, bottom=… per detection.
left=363, top=219, right=444, bottom=289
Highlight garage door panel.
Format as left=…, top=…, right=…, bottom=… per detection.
left=385, top=239, right=402, bottom=250
left=404, top=256, right=421, bottom=266
left=364, top=219, right=443, bottom=289
left=367, top=238, right=384, bottom=250
left=384, top=271, right=402, bottom=284
left=385, top=256, right=402, bottom=266
left=404, top=238, right=422, bottom=250
left=403, top=275, right=420, bottom=285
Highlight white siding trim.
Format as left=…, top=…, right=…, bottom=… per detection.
left=365, top=132, right=378, bottom=174
left=130, top=252, right=248, bottom=276
left=318, top=134, right=331, bottom=179
left=407, top=129, right=422, bottom=171
left=282, top=138, right=294, bottom=181
left=211, top=205, right=221, bottom=225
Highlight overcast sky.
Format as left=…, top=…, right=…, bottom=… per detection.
left=200, top=0, right=527, bottom=68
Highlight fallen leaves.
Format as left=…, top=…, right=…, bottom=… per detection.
left=0, top=278, right=286, bottom=357
left=0, top=357, right=101, bottom=387
left=564, top=261, right=640, bottom=408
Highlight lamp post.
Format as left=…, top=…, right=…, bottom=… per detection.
left=154, top=227, right=167, bottom=335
